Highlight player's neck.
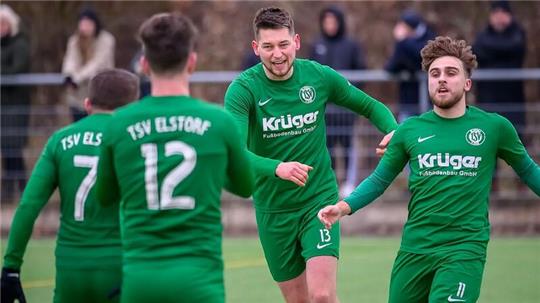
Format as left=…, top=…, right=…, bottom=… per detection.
left=433, top=98, right=467, bottom=119
left=150, top=73, right=190, bottom=97
left=262, top=64, right=294, bottom=81
left=89, top=109, right=111, bottom=115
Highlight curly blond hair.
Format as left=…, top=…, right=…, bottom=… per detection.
left=421, top=36, right=478, bottom=77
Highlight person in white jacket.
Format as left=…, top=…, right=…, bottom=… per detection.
left=62, top=8, right=115, bottom=122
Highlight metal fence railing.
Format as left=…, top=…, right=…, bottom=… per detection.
left=1, top=69, right=539, bottom=204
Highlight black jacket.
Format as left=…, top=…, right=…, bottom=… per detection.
left=473, top=21, right=526, bottom=104
left=385, top=24, right=436, bottom=106
left=309, top=7, right=366, bottom=71
left=1, top=33, right=31, bottom=150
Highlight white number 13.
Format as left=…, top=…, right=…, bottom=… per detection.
left=319, top=229, right=331, bottom=243
left=141, top=141, right=197, bottom=210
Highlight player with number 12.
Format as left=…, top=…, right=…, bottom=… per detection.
left=94, top=13, right=253, bottom=303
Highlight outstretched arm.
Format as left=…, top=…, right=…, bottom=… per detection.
left=326, top=66, right=398, bottom=135
left=318, top=125, right=408, bottom=228
left=223, top=113, right=255, bottom=198
left=318, top=162, right=403, bottom=228
left=3, top=137, right=58, bottom=270
left=497, top=116, right=540, bottom=196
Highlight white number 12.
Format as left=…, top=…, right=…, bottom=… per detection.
left=141, top=141, right=197, bottom=210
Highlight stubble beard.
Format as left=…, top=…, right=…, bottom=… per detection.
left=262, top=60, right=293, bottom=79
left=430, top=90, right=464, bottom=109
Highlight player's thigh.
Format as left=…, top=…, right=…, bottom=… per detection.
left=388, top=251, right=434, bottom=303
left=300, top=202, right=340, bottom=261
left=54, top=267, right=122, bottom=303
left=256, top=210, right=305, bottom=282
left=306, top=256, right=338, bottom=298
left=121, top=262, right=224, bottom=303
left=428, top=254, right=485, bottom=303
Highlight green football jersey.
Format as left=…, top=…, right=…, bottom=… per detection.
left=345, top=106, right=540, bottom=254
left=3, top=114, right=121, bottom=270
left=95, top=96, right=253, bottom=266
left=225, top=59, right=397, bottom=212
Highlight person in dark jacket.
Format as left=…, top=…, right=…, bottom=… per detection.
left=385, top=9, right=436, bottom=121
left=473, top=0, right=526, bottom=140
left=0, top=4, right=31, bottom=203
left=241, top=50, right=260, bottom=70
left=309, top=6, right=367, bottom=197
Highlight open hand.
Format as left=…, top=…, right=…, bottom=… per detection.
left=376, top=130, right=395, bottom=157
left=317, top=201, right=351, bottom=230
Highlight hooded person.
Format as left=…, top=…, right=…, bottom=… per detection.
left=385, top=9, right=436, bottom=120
left=1, top=4, right=31, bottom=202
left=310, top=6, right=365, bottom=70
left=473, top=0, right=526, bottom=139
left=62, top=7, right=115, bottom=122
left=309, top=6, right=367, bottom=197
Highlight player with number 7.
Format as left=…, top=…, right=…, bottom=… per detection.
left=1, top=69, right=140, bottom=303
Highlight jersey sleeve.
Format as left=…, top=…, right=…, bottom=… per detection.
left=95, top=122, right=121, bottom=207
left=323, top=65, right=398, bottom=134
left=344, top=125, right=409, bottom=213
left=221, top=111, right=255, bottom=198
left=3, top=135, right=59, bottom=269
left=496, top=116, right=540, bottom=196
left=224, top=79, right=281, bottom=177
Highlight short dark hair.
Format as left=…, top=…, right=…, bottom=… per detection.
left=253, top=7, right=294, bottom=39
left=88, top=69, right=140, bottom=110
left=138, top=12, right=198, bottom=74
left=421, top=36, right=478, bottom=77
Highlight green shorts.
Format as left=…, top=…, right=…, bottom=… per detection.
left=54, top=267, right=122, bottom=303
left=256, top=200, right=340, bottom=282
left=388, top=250, right=486, bottom=303
left=121, top=260, right=224, bottom=303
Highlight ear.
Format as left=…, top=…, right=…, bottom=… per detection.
left=83, top=98, right=93, bottom=115
left=293, top=34, right=301, bottom=50
left=251, top=40, right=260, bottom=56
left=186, top=52, right=198, bottom=75
left=140, top=55, right=151, bottom=76
left=464, top=78, right=472, bottom=92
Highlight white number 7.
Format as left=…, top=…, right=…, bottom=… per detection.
left=73, top=155, right=98, bottom=221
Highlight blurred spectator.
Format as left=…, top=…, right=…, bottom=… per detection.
left=309, top=6, right=366, bottom=197
left=473, top=0, right=526, bottom=140
left=385, top=9, right=436, bottom=121
left=130, top=48, right=151, bottom=98
left=62, top=8, right=115, bottom=122
left=1, top=4, right=30, bottom=203
left=241, top=50, right=259, bottom=70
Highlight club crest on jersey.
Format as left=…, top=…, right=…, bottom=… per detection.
left=465, top=128, right=486, bottom=146
left=299, top=86, right=316, bottom=104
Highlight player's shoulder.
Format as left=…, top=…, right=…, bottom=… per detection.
left=399, top=112, right=430, bottom=127
left=53, top=114, right=109, bottom=137
left=234, top=63, right=264, bottom=85
left=392, top=111, right=436, bottom=137
left=45, top=114, right=110, bottom=152
left=194, top=97, right=228, bottom=114
left=296, top=58, right=328, bottom=73
left=111, top=97, right=145, bottom=116
left=199, top=99, right=236, bottom=122
left=467, top=105, right=509, bottom=125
